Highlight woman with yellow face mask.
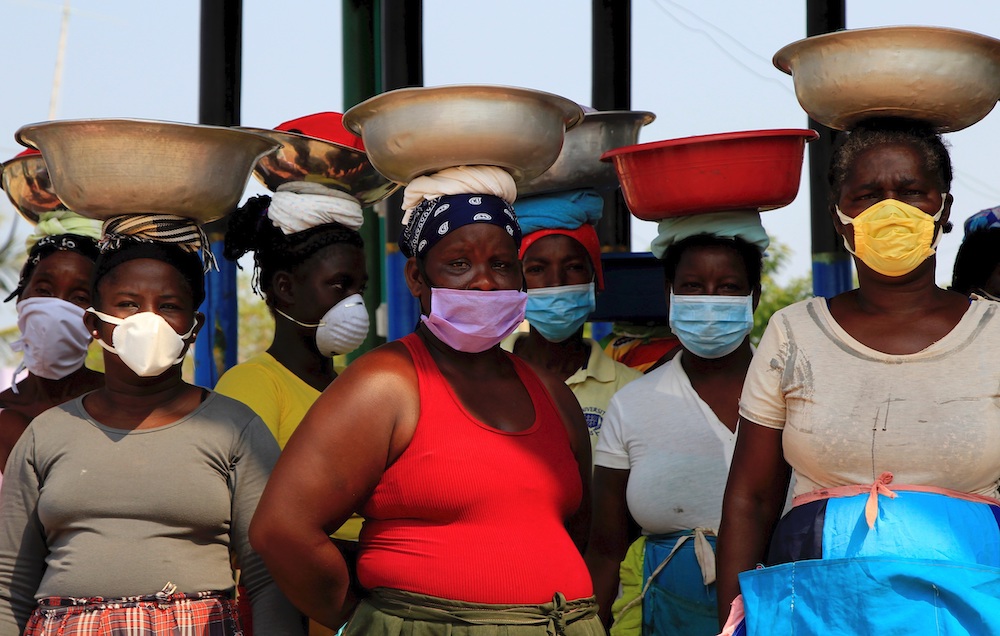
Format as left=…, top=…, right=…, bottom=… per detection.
left=715, top=118, right=1000, bottom=634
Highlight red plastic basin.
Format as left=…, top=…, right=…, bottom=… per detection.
left=601, top=129, right=819, bottom=220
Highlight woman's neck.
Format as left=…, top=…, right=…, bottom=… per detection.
left=679, top=340, right=754, bottom=379
left=512, top=328, right=589, bottom=380
left=88, top=369, right=203, bottom=430
left=415, top=324, right=513, bottom=379
left=851, top=258, right=945, bottom=315
left=268, top=320, right=335, bottom=391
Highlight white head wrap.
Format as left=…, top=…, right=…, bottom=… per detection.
left=267, top=181, right=364, bottom=234
left=401, top=165, right=517, bottom=225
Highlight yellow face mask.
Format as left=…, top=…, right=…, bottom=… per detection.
left=835, top=197, right=947, bottom=277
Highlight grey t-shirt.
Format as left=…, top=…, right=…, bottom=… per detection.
left=0, top=391, right=304, bottom=635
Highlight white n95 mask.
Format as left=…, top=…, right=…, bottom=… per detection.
left=87, top=308, right=196, bottom=377
left=274, top=293, right=370, bottom=357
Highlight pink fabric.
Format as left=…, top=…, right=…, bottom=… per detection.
left=793, top=471, right=1000, bottom=528
left=717, top=593, right=745, bottom=636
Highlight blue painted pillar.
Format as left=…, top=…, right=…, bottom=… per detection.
left=194, top=0, right=241, bottom=387
left=195, top=238, right=238, bottom=386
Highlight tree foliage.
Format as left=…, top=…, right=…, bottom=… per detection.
left=752, top=240, right=813, bottom=344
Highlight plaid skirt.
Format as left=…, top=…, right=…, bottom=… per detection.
left=24, top=585, right=243, bottom=636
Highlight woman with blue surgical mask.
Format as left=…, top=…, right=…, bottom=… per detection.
left=506, top=189, right=641, bottom=456
left=586, top=212, right=765, bottom=636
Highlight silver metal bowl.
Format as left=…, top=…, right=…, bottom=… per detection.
left=15, top=119, right=281, bottom=222
left=1, top=153, right=64, bottom=223
left=343, top=85, right=584, bottom=184
left=239, top=127, right=399, bottom=205
left=517, top=110, right=655, bottom=196
left=774, top=26, right=1000, bottom=132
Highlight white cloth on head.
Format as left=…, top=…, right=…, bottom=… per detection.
left=401, top=165, right=517, bottom=225
left=268, top=181, right=364, bottom=234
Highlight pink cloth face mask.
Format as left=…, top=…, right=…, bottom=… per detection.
left=421, top=287, right=527, bottom=353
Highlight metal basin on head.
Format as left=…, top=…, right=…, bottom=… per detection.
left=15, top=118, right=281, bottom=223
left=774, top=26, right=1000, bottom=132
left=343, top=85, right=584, bottom=185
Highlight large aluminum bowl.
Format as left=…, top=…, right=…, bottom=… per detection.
left=1, top=152, right=64, bottom=223
left=517, top=110, right=655, bottom=197
left=240, top=127, right=399, bottom=205
left=15, top=119, right=281, bottom=222
left=774, top=26, right=1000, bottom=132
left=343, top=85, right=584, bottom=184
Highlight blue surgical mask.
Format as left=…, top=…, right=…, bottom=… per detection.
left=668, top=290, right=753, bottom=359
left=525, top=283, right=596, bottom=343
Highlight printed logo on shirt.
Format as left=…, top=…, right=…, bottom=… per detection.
left=583, top=406, right=605, bottom=437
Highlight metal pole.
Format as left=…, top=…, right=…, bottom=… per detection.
left=806, top=0, right=852, bottom=297
left=343, top=0, right=384, bottom=362
left=380, top=0, right=423, bottom=342
left=195, top=0, right=242, bottom=387
left=592, top=0, right=631, bottom=253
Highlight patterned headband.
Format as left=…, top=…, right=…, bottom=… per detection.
left=100, top=214, right=217, bottom=272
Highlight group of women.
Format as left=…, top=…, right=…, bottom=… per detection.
left=0, top=104, right=998, bottom=636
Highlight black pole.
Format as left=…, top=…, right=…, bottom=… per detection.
left=198, top=0, right=241, bottom=127
left=194, top=0, right=242, bottom=387
left=380, top=0, right=424, bottom=341
left=592, top=0, right=631, bottom=251
left=805, top=0, right=852, bottom=297
left=343, top=0, right=383, bottom=360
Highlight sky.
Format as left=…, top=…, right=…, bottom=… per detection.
left=3, top=0, right=1000, bottom=335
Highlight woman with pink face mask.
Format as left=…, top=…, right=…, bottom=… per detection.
left=0, top=211, right=103, bottom=470
left=250, top=172, right=603, bottom=635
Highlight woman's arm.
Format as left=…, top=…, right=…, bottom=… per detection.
left=249, top=344, right=419, bottom=628
left=585, top=466, right=630, bottom=626
left=715, top=419, right=790, bottom=628
left=537, top=372, right=592, bottom=551
left=0, top=427, right=48, bottom=634
left=229, top=410, right=306, bottom=635
left=0, top=408, right=30, bottom=473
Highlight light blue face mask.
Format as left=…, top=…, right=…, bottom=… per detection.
left=525, top=282, right=596, bottom=343
left=668, top=290, right=754, bottom=359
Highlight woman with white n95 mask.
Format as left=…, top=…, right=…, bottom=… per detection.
left=0, top=213, right=303, bottom=635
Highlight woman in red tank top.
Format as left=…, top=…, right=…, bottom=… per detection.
left=250, top=190, right=603, bottom=636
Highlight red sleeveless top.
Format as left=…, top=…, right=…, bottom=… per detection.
left=357, top=334, right=593, bottom=604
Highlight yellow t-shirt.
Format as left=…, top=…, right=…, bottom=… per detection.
left=215, top=352, right=362, bottom=541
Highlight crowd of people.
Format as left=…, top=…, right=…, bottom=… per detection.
left=0, top=88, right=999, bottom=636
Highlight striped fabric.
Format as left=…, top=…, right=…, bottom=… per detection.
left=100, top=214, right=217, bottom=272
left=24, top=588, right=243, bottom=636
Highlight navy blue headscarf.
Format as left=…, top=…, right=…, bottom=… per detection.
left=398, top=193, right=522, bottom=259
